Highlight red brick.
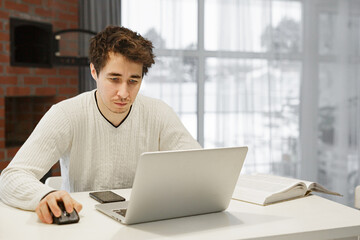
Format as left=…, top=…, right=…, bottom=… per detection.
left=23, top=0, right=43, bottom=5
left=0, top=65, right=3, bottom=73
left=0, top=160, right=10, bottom=170
left=35, top=68, right=57, bottom=75
left=0, top=108, right=4, bottom=118
left=0, top=97, right=4, bottom=106
left=59, top=68, right=78, bottom=76
left=0, top=32, right=9, bottom=41
left=52, top=171, right=61, bottom=176
left=68, top=5, right=77, bottom=14
left=0, top=87, right=4, bottom=95
left=48, top=1, right=68, bottom=12
left=69, top=23, right=78, bottom=29
left=6, top=147, right=20, bottom=158
left=47, top=77, right=65, bottom=85
left=59, top=87, right=77, bottom=95
left=35, top=87, right=57, bottom=96
left=52, top=21, right=67, bottom=31
left=0, top=10, right=10, bottom=19
left=0, top=76, right=17, bottom=85
left=6, top=66, right=30, bottom=74
left=0, top=128, right=3, bottom=138
left=35, top=8, right=54, bottom=18
left=0, top=54, right=9, bottom=63
left=58, top=0, right=78, bottom=6
left=0, top=151, right=5, bottom=161
left=4, top=22, right=9, bottom=32
left=58, top=12, right=78, bottom=22
left=5, top=1, right=29, bottom=13
left=6, top=87, right=31, bottom=96
left=51, top=161, right=60, bottom=170
left=0, top=22, right=3, bottom=31
left=0, top=140, right=4, bottom=148
left=68, top=78, right=78, bottom=85
left=24, top=77, right=43, bottom=85
left=50, top=161, right=61, bottom=175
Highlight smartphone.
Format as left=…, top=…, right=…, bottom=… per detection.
left=89, top=191, right=126, bottom=203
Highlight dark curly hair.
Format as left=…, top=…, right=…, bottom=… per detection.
left=89, top=26, right=155, bottom=76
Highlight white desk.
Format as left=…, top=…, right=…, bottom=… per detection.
left=1, top=189, right=360, bottom=240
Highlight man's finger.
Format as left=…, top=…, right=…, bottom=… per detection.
left=61, top=193, right=74, bottom=213
left=72, top=200, right=83, bottom=213
left=47, top=197, right=61, bottom=217
left=38, top=201, right=53, bottom=224
left=35, top=205, right=46, bottom=224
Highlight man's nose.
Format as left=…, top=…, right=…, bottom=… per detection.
left=116, top=83, right=129, bottom=99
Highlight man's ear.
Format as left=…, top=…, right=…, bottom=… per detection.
left=90, top=63, right=98, bottom=81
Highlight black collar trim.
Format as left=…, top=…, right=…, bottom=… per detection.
left=94, top=91, right=132, bottom=128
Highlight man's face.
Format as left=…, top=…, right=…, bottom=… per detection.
left=90, top=52, right=143, bottom=118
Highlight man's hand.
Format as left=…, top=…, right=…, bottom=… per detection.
left=35, top=190, right=83, bottom=224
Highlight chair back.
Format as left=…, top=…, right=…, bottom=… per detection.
left=45, top=176, right=62, bottom=190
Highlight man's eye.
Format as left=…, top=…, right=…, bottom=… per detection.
left=110, top=78, right=118, bottom=81
left=129, top=79, right=138, bottom=84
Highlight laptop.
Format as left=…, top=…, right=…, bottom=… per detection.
left=95, top=146, right=248, bottom=225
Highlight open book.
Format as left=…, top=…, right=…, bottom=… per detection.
left=232, top=174, right=342, bottom=205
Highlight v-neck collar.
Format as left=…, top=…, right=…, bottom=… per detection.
left=94, top=90, right=132, bottom=128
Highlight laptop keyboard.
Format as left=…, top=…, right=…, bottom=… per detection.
left=113, top=209, right=127, bottom=217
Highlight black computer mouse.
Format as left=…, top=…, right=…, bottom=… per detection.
left=51, top=201, right=80, bottom=225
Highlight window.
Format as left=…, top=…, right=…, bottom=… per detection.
left=315, top=0, right=360, bottom=206
left=122, top=0, right=302, bottom=176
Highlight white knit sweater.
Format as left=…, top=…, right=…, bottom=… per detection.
left=0, top=90, right=201, bottom=210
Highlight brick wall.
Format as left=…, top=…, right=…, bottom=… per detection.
left=0, top=0, right=79, bottom=176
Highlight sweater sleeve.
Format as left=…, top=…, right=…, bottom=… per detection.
left=0, top=105, right=72, bottom=210
left=158, top=102, right=202, bottom=151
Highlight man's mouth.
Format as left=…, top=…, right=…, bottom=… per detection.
left=114, top=102, right=127, bottom=107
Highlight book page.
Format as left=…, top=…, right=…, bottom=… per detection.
left=302, top=181, right=342, bottom=196
left=232, top=174, right=307, bottom=205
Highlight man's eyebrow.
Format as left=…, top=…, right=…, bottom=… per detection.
left=130, top=74, right=142, bottom=79
left=107, top=72, right=121, bottom=77
left=107, top=72, right=142, bottom=78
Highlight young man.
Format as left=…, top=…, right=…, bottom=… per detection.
left=0, top=26, right=201, bottom=224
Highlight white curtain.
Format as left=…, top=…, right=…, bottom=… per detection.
left=121, top=0, right=360, bottom=207
left=122, top=0, right=302, bottom=177
left=304, top=0, right=360, bottom=206
left=203, top=0, right=302, bottom=178
left=122, top=0, right=199, bottom=139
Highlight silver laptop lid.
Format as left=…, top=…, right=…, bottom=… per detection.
left=124, top=146, right=248, bottom=224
